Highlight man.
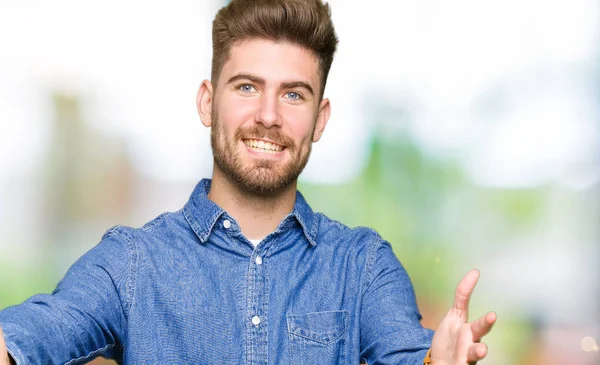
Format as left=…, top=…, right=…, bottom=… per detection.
left=0, top=0, right=496, bottom=364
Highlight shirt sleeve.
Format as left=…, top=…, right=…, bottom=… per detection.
left=0, top=227, right=134, bottom=365
left=359, top=237, right=434, bottom=365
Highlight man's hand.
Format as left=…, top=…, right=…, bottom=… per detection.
left=0, top=326, right=12, bottom=365
left=430, top=269, right=496, bottom=365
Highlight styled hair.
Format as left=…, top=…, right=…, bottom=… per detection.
left=211, top=0, right=338, bottom=99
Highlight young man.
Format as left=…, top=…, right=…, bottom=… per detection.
left=0, top=0, right=496, bottom=364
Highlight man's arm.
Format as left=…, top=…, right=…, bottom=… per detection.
left=359, top=238, right=434, bottom=364
left=0, top=228, right=132, bottom=365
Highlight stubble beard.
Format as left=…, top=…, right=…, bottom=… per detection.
left=210, top=108, right=314, bottom=196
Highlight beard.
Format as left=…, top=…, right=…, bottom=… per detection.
left=210, top=109, right=314, bottom=196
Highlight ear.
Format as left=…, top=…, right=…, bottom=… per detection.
left=196, top=80, right=214, bottom=128
left=312, top=98, right=331, bottom=142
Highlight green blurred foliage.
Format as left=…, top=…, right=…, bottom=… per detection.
left=0, top=250, right=59, bottom=308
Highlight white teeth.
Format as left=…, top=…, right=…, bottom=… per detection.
left=243, top=139, right=283, bottom=153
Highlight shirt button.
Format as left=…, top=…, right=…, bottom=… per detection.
left=252, top=315, right=261, bottom=326
left=223, top=219, right=231, bottom=229
left=255, top=256, right=263, bottom=265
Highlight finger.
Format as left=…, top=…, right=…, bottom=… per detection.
left=452, top=269, right=480, bottom=314
left=470, top=311, right=497, bottom=341
left=467, top=342, right=488, bottom=363
left=0, top=326, right=11, bottom=365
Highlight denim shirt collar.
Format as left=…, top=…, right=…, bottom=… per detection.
left=183, top=179, right=318, bottom=246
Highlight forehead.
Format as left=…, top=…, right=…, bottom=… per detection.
left=219, top=38, right=320, bottom=89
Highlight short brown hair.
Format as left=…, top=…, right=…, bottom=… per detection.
left=211, top=0, right=338, bottom=99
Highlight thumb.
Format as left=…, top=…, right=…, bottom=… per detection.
left=0, top=326, right=12, bottom=365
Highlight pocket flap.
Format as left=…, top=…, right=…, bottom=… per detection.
left=287, top=310, right=348, bottom=344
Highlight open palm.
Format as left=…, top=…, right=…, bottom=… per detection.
left=430, top=270, right=496, bottom=365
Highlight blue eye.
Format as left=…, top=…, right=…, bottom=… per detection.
left=239, top=84, right=255, bottom=93
left=286, top=92, right=301, bottom=100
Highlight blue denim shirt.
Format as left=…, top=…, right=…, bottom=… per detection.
left=0, top=179, right=433, bottom=364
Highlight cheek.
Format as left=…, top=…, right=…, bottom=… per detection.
left=217, top=100, right=255, bottom=133
left=281, top=106, right=316, bottom=141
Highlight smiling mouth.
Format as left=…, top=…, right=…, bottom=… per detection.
left=243, top=138, right=285, bottom=154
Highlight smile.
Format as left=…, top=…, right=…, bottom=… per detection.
left=243, top=138, right=285, bottom=154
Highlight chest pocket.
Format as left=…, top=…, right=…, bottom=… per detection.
left=287, top=310, right=348, bottom=364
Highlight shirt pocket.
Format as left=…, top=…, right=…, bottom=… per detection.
left=286, top=310, right=348, bottom=364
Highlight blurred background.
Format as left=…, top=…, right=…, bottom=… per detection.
left=0, top=0, right=598, bottom=364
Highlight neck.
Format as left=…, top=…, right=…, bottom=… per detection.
left=208, top=166, right=297, bottom=240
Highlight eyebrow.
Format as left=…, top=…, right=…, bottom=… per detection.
left=227, top=73, right=265, bottom=86
left=227, top=73, right=315, bottom=97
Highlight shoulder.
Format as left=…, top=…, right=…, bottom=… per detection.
left=314, top=212, right=384, bottom=250
left=101, top=209, right=190, bottom=247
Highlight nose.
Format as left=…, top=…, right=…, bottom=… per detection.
left=255, top=92, right=281, bottom=128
